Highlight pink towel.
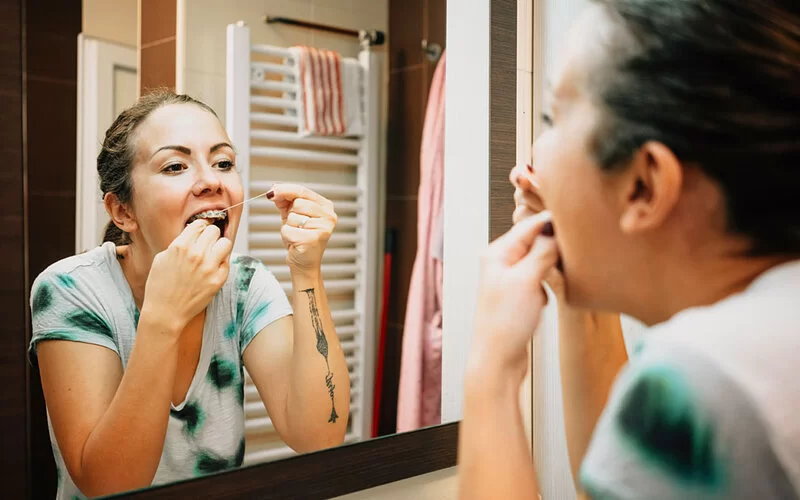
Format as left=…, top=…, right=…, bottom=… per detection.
left=292, top=46, right=346, bottom=135
left=396, top=51, right=446, bottom=432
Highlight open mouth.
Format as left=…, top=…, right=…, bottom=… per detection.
left=186, top=210, right=229, bottom=236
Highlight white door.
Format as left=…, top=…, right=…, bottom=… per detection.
left=76, top=35, right=138, bottom=254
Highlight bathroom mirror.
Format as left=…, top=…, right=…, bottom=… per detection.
left=1, top=0, right=518, bottom=498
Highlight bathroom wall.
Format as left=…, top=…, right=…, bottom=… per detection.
left=176, top=0, right=389, bottom=125
left=82, top=0, right=138, bottom=47
left=334, top=467, right=457, bottom=499
left=0, top=0, right=82, bottom=498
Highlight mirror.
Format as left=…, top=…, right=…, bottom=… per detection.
left=20, top=0, right=449, bottom=497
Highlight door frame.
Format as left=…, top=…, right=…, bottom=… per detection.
left=76, top=35, right=137, bottom=253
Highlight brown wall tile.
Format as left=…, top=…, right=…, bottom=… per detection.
left=25, top=0, right=80, bottom=37
left=141, top=0, right=177, bottom=46
left=389, top=0, right=424, bottom=70
left=28, top=193, right=76, bottom=278
left=20, top=1, right=81, bottom=497
left=0, top=0, right=26, bottom=495
left=377, top=323, right=404, bottom=435
left=140, top=38, right=177, bottom=92
left=26, top=79, right=78, bottom=195
left=386, top=68, right=425, bottom=198
left=385, top=199, right=418, bottom=326
left=27, top=31, right=78, bottom=82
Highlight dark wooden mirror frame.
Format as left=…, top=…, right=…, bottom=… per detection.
left=1, top=0, right=517, bottom=497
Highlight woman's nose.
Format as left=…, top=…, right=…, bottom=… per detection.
left=193, top=165, right=223, bottom=196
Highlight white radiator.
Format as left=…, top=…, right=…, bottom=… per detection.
left=226, top=23, right=383, bottom=465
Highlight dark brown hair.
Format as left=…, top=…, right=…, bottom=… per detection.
left=590, top=0, right=800, bottom=255
left=99, top=88, right=218, bottom=245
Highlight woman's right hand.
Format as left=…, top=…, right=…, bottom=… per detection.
left=141, top=219, right=233, bottom=335
left=509, top=163, right=565, bottom=300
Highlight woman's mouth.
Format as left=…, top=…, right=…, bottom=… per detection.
left=186, top=210, right=229, bottom=236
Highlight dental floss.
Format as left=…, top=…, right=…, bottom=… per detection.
left=221, top=192, right=269, bottom=212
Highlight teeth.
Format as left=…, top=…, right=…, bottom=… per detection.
left=187, top=210, right=227, bottom=224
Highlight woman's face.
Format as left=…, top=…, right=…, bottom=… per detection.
left=127, top=103, right=244, bottom=253
left=533, top=6, right=635, bottom=309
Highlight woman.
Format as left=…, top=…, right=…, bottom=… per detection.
left=460, top=1, right=800, bottom=499
left=30, top=90, right=349, bottom=499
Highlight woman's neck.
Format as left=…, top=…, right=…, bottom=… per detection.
left=632, top=242, right=793, bottom=327
left=116, top=243, right=153, bottom=310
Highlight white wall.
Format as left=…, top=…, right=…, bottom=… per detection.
left=82, top=0, right=138, bottom=47
left=333, top=468, right=457, bottom=500
left=177, top=0, right=388, bottom=123
left=440, top=0, right=491, bottom=423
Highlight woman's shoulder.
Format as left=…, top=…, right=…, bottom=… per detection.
left=33, top=242, right=116, bottom=289
left=227, top=253, right=280, bottom=291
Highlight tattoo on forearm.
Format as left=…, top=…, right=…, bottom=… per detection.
left=302, top=288, right=338, bottom=424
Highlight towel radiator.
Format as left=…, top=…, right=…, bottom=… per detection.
left=226, top=22, right=384, bottom=465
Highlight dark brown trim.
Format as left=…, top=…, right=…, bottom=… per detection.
left=264, top=16, right=386, bottom=47
left=489, top=0, right=518, bottom=241
left=106, top=423, right=459, bottom=500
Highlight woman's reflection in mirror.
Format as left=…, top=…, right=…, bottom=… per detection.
left=30, top=90, right=350, bottom=499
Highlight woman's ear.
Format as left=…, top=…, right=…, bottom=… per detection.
left=619, top=141, right=683, bottom=234
left=104, top=193, right=138, bottom=234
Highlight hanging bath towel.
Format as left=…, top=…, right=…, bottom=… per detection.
left=396, top=51, right=446, bottom=432
left=288, top=46, right=364, bottom=137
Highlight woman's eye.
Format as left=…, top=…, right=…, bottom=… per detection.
left=541, top=113, right=554, bottom=127
left=163, top=163, right=185, bottom=173
left=217, top=160, right=235, bottom=171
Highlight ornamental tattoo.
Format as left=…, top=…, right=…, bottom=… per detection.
left=302, top=288, right=338, bottom=423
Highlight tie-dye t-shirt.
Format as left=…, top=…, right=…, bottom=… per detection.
left=28, top=242, right=293, bottom=500
left=580, top=260, right=800, bottom=499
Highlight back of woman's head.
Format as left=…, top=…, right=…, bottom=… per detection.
left=98, top=89, right=217, bottom=245
left=589, top=0, right=800, bottom=255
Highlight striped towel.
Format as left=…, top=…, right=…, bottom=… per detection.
left=288, top=46, right=364, bottom=137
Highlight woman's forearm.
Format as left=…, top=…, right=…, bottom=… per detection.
left=76, top=312, right=180, bottom=497
left=558, top=308, right=628, bottom=484
left=286, top=272, right=350, bottom=451
left=459, top=362, right=540, bottom=500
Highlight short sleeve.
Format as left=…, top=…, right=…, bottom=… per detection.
left=29, top=271, right=119, bottom=361
left=232, top=255, right=293, bottom=355
left=579, top=340, right=798, bottom=500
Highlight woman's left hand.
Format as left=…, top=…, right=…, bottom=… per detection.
left=267, top=184, right=338, bottom=274
left=470, top=211, right=559, bottom=380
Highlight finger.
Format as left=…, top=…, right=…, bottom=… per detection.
left=289, top=198, right=330, bottom=218
left=518, top=235, right=560, bottom=282
left=509, top=164, right=527, bottom=187
left=490, top=211, right=552, bottom=265
left=171, top=219, right=211, bottom=249
left=280, top=224, right=319, bottom=249
left=268, top=183, right=332, bottom=208
left=195, top=223, right=222, bottom=252
left=513, top=205, right=536, bottom=224
left=287, top=212, right=314, bottom=229
left=209, top=236, right=234, bottom=265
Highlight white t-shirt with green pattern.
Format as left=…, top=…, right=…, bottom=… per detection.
left=29, top=242, right=293, bottom=500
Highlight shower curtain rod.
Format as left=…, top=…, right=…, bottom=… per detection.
left=264, top=16, right=386, bottom=47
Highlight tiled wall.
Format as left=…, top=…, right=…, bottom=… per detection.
left=177, top=0, right=388, bottom=123
left=141, top=0, right=177, bottom=92
left=82, top=0, right=138, bottom=47
left=0, top=0, right=81, bottom=497
left=0, top=0, right=27, bottom=496
left=25, top=0, right=82, bottom=497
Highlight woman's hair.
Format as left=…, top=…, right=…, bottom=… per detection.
left=99, top=89, right=218, bottom=245
left=588, top=0, right=800, bottom=255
